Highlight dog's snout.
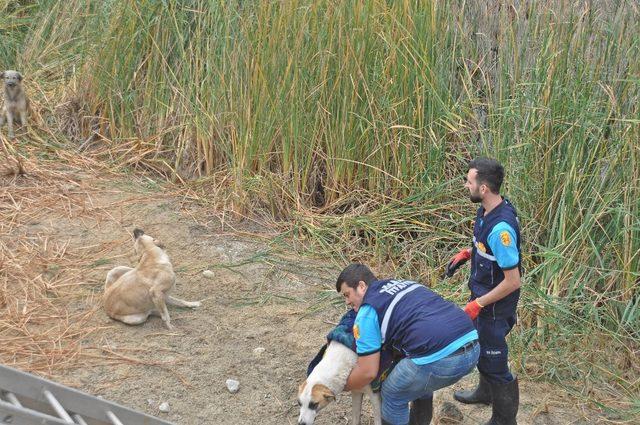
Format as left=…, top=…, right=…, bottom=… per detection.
left=132, top=228, right=145, bottom=239
left=6, top=82, right=15, bottom=87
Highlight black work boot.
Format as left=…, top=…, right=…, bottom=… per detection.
left=485, top=377, right=519, bottom=425
left=454, top=373, right=492, bottom=405
left=409, top=396, right=433, bottom=425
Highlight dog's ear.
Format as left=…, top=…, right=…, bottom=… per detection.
left=133, top=228, right=145, bottom=239
left=311, top=384, right=335, bottom=405
left=17, top=73, right=22, bottom=81
left=0, top=72, right=4, bottom=79
left=322, top=391, right=335, bottom=403
left=153, top=239, right=165, bottom=250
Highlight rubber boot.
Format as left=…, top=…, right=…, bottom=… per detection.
left=454, top=373, right=492, bottom=405
left=409, top=396, right=433, bottom=425
left=485, top=377, right=519, bottom=425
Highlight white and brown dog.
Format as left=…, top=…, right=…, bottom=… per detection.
left=103, top=228, right=200, bottom=329
left=297, top=340, right=381, bottom=425
left=0, top=70, right=29, bottom=139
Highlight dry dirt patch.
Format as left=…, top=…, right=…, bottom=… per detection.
left=1, top=151, right=599, bottom=424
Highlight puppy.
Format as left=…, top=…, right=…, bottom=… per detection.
left=297, top=340, right=381, bottom=425
left=103, top=228, right=200, bottom=329
left=0, top=71, right=29, bottom=139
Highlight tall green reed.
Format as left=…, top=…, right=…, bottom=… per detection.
left=3, top=0, right=638, bottom=416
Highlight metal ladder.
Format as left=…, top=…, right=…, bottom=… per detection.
left=0, top=364, right=175, bottom=425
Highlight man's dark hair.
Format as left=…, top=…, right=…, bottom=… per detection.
left=468, top=157, right=504, bottom=194
left=335, top=263, right=377, bottom=292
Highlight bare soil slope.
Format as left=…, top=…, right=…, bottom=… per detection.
left=0, top=150, right=597, bottom=424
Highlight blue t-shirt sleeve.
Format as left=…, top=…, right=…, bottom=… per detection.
left=487, top=221, right=519, bottom=270
left=354, top=304, right=382, bottom=356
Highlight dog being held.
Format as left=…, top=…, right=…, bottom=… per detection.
left=103, top=228, right=200, bottom=329
left=297, top=340, right=381, bottom=425
left=0, top=71, right=29, bottom=139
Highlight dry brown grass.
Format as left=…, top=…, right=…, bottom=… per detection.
left=0, top=139, right=184, bottom=379
left=1, top=140, right=103, bottom=374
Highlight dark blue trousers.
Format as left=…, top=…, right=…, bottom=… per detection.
left=475, top=314, right=516, bottom=383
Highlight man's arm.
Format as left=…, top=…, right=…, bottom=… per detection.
left=346, top=304, right=381, bottom=391
left=344, top=351, right=380, bottom=391
left=475, top=267, right=521, bottom=307
left=480, top=221, right=521, bottom=305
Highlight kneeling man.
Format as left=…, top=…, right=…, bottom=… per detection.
left=338, top=263, right=479, bottom=425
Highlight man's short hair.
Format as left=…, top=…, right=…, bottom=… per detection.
left=468, top=157, right=504, bottom=194
left=336, top=263, right=377, bottom=292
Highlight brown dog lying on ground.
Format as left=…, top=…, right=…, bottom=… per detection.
left=103, top=228, right=200, bottom=329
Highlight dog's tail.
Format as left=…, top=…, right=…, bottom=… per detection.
left=133, top=228, right=145, bottom=239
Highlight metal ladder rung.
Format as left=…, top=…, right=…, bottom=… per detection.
left=0, top=398, right=71, bottom=424
left=43, top=390, right=75, bottom=423
left=1, top=364, right=174, bottom=424
left=44, top=390, right=93, bottom=425
left=32, top=389, right=134, bottom=425
left=106, top=410, right=124, bottom=425
left=72, top=413, right=88, bottom=425
left=4, top=391, right=22, bottom=407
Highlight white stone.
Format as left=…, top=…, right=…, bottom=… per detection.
left=226, top=379, right=240, bottom=393
left=159, top=402, right=170, bottom=413
left=253, top=347, right=266, bottom=356
left=202, top=270, right=215, bottom=279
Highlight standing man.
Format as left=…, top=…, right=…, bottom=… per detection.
left=339, top=263, right=479, bottom=425
left=445, top=157, right=521, bottom=425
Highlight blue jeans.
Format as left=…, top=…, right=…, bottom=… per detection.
left=381, top=342, right=480, bottom=425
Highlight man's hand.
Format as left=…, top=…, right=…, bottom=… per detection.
left=444, top=248, right=472, bottom=278
left=464, top=299, right=483, bottom=320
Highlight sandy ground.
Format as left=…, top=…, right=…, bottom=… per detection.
left=0, top=152, right=601, bottom=425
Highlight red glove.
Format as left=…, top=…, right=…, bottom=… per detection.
left=464, top=299, right=483, bottom=320
left=444, top=248, right=472, bottom=278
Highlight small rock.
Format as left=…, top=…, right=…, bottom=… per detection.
left=202, top=270, right=215, bottom=279
left=226, top=379, right=240, bottom=393
left=147, top=399, right=155, bottom=407
left=159, top=402, right=170, bottom=413
left=438, top=401, right=463, bottom=424
left=253, top=347, right=266, bottom=356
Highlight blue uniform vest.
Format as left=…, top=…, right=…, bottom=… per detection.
left=469, top=198, right=521, bottom=318
left=362, top=279, right=475, bottom=358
